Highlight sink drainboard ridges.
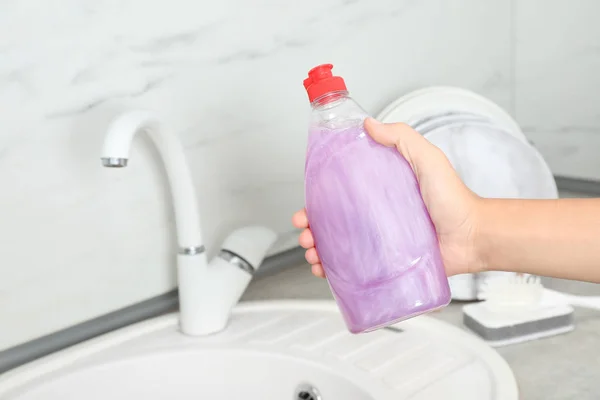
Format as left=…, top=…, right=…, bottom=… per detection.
left=227, top=313, right=289, bottom=340
left=290, top=318, right=348, bottom=351
left=323, top=330, right=392, bottom=361
left=353, top=335, right=430, bottom=373
left=381, top=346, right=474, bottom=394
left=246, top=314, right=328, bottom=345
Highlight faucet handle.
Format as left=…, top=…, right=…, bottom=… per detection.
left=178, top=225, right=278, bottom=336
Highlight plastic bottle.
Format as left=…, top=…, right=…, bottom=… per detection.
left=302, top=64, right=451, bottom=333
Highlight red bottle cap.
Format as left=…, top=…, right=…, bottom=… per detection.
left=303, top=64, right=347, bottom=103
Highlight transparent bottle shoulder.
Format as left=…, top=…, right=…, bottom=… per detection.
left=308, top=103, right=369, bottom=153
left=309, top=116, right=367, bottom=131
left=310, top=98, right=368, bottom=129
left=305, top=123, right=370, bottom=171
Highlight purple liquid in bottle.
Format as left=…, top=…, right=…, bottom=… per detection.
left=303, top=65, right=451, bottom=333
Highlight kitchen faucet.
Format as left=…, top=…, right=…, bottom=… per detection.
left=100, top=110, right=276, bottom=336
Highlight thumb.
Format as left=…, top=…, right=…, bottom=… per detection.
left=364, top=117, right=427, bottom=162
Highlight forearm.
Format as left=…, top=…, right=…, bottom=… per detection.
left=476, top=198, right=600, bottom=283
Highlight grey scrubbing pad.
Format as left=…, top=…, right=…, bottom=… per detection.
left=462, top=302, right=575, bottom=347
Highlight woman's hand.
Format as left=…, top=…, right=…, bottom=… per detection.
left=292, top=118, right=484, bottom=278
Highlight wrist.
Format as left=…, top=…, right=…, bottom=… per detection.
left=471, top=197, right=491, bottom=274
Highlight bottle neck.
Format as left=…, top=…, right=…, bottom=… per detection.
left=310, top=90, right=350, bottom=109
left=309, top=90, right=368, bottom=131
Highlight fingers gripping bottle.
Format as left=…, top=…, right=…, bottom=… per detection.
left=303, top=64, right=451, bottom=333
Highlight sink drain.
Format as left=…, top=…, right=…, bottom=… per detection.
left=294, top=383, right=321, bottom=400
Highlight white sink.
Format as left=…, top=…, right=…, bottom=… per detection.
left=0, top=301, right=518, bottom=400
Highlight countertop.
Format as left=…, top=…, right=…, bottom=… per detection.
left=242, top=264, right=600, bottom=400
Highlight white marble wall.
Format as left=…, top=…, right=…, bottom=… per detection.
left=515, top=0, right=600, bottom=180
left=0, top=0, right=595, bottom=351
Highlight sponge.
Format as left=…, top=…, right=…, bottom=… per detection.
left=462, top=302, right=575, bottom=347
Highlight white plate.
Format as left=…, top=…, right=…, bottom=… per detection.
left=376, top=86, right=558, bottom=200
left=377, top=86, right=527, bottom=143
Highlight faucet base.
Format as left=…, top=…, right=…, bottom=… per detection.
left=177, top=254, right=251, bottom=336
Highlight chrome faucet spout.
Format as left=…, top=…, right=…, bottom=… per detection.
left=101, top=110, right=203, bottom=249
left=101, top=157, right=128, bottom=168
